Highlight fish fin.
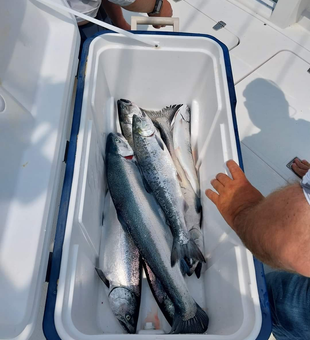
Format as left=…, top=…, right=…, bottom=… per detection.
left=136, top=162, right=153, bottom=193
left=95, top=268, right=110, bottom=288
left=180, top=105, right=191, bottom=123
left=186, top=269, right=195, bottom=277
left=116, top=213, right=130, bottom=234
left=183, top=256, right=195, bottom=277
left=170, top=105, right=184, bottom=128
left=164, top=104, right=183, bottom=124
left=170, top=303, right=209, bottom=334
left=171, top=237, right=205, bottom=267
left=142, top=176, right=152, bottom=194
left=186, top=239, right=206, bottom=264
left=142, top=104, right=182, bottom=122
left=195, top=262, right=203, bottom=279
left=180, top=259, right=190, bottom=276
left=155, top=134, right=165, bottom=151
left=184, top=256, right=197, bottom=277
left=134, top=167, right=151, bottom=195
left=197, top=187, right=201, bottom=199
left=195, top=195, right=202, bottom=213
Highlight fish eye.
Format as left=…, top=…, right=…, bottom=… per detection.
left=125, top=314, right=131, bottom=321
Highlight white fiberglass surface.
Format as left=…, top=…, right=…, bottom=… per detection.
left=0, top=0, right=79, bottom=339
left=236, top=51, right=310, bottom=183
left=56, top=35, right=261, bottom=340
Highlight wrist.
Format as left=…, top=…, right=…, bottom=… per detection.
left=148, top=0, right=171, bottom=17
left=232, top=200, right=274, bottom=266
left=231, top=183, right=264, bottom=231
left=231, top=193, right=264, bottom=239
left=232, top=204, right=254, bottom=236
left=148, top=0, right=162, bottom=15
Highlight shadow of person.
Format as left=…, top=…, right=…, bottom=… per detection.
left=240, top=78, right=310, bottom=179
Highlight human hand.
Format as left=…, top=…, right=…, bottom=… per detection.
left=205, top=160, right=264, bottom=228
left=148, top=0, right=173, bottom=28
left=292, top=158, right=310, bottom=178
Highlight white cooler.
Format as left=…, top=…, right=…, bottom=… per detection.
left=44, top=32, right=270, bottom=340
left=0, top=2, right=271, bottom=340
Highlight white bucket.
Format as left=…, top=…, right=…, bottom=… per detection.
left=55, top=33, right=262, bottom=340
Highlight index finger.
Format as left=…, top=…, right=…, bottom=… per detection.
left=226, top=160, right=245, bottom=181
left=205, top=189, right=219, bottom=205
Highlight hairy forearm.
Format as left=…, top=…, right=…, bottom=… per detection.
left=233, top=183, right=310, bottom=276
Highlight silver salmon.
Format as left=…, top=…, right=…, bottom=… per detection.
left=172, top=105, right=204, bottom=277
left=141, top=105, right=195, bottom=193
left=95, top=193, right=141, bottom=334
left=172, top=105, right=200, bottom=197
left=132, top=115, right=205, bottom=267
left=106, top=133, right=209, bottom=334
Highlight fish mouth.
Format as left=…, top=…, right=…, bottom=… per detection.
left=119, top=99, right=131, bottom=104
left=119, top=320, right=135, bottom=334
left=117, top=99, right=132, bottom=119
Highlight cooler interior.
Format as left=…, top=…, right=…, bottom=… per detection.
left=55, top=35, right=261, bottom=340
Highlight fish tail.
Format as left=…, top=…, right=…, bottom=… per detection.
left=184, top=259, right=197, bottom=277
left=195, top=194, right=202, bottom=213
left=184, top=257, right=203, bottom=277
left=170, top=304, right=209, bottom=334
left=142, top=104, right=183, bottom=122
left=171, top=238, right=205, bottom=267
left=195, top=262, right=203, bottom=279
left=164, top=104, right=183, bottom=124
left=186, top=238, right=206, bottom=264
left=180, top=259, right=190, bottom=276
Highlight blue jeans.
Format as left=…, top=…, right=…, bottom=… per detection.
left=78, top=8, right=112, bottom=56
left=266, top=271, right=310, bottom=340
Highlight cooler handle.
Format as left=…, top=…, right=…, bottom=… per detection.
left=131, top=16, right=179, bottom=31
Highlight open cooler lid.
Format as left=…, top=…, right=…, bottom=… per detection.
left=0, top=0, right=80, bottom=339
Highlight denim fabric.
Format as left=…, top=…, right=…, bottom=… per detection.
left=266, top=271, right=310, bottom=340
left=78, top=8, right=112, bottom=55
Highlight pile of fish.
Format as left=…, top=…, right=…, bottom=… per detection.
left=96, top=99, right=209, bottom=334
